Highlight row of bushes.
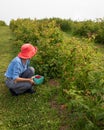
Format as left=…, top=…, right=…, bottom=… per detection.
left=2, top=17, right=104, bottom=44
left=9, top=18, right=104, bottom=129
left=54, top=18, right=104, bottom=44
left=59, top=38, right=104, bottom=129
left=10, top=18, right=63, bottom=45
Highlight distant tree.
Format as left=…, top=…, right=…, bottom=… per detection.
left=0, top=20, right=6, bottom=26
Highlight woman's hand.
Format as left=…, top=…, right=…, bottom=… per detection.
left=29, top=78, right=35, bottom=85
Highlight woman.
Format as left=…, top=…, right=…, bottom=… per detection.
left=5, top=43, right=37, bottom=96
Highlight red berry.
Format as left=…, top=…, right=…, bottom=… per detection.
left=35, top=75, right=41, bottom=78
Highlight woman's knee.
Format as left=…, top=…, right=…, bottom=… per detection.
left=29, top=67, right=35, bottom=74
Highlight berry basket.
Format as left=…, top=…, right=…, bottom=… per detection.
left=33, top=75, right=44, bottom=85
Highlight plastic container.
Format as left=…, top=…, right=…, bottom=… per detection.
left=33, top=75, right=44, bottom=85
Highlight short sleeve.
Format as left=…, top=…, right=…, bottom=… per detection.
left=12, top=62, right=21, bottom=80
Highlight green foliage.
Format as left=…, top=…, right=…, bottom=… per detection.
left=10, top=18, right=40, bottom=43
left=95, top=24, right=104, bottom=43
left=10, top=18, right=63, bottom=45
left=53, top=18, right=74, bottom=32
left=0, top=20, right=6, bottom=26
left=72, top=20, right=98, bottom=37
left=59, top=38, right=104, bottom=129
left=54, top=18, right=104, bottom=44
left=32, top=42, right=62, bottom=78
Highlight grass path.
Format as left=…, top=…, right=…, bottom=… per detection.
left=0, top=26, right=16, bottom=94
left=0, top=26, right=15, bottom=82
left=0, top=26, right=17, bottom=129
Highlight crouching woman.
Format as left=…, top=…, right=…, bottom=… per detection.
left=4, top=43, right=37, bottom=96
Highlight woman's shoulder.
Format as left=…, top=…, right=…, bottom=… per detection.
left=12, top=56, right=21, bottom=63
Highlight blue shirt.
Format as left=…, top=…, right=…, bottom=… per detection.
left=5, top=56, right=30, bottom=80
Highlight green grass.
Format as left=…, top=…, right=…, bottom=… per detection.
left=95, top=43, right=104, bottom=54
left=0, top=85, right=61, bottom=130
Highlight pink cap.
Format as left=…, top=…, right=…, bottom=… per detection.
left=18, top=43, right=37, bottom=59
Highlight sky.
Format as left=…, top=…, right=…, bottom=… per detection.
left=0, top=0, right=104, bottom=25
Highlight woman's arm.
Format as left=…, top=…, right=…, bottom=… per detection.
left=14, top=77, right=35, bottom=85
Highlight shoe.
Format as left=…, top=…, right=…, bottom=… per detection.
left=9, top=89, right=18, bottom=96
left=26, top=89, right=35, bottom=94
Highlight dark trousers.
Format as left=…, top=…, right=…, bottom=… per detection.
left=5, top=67, right=35, bottom=94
